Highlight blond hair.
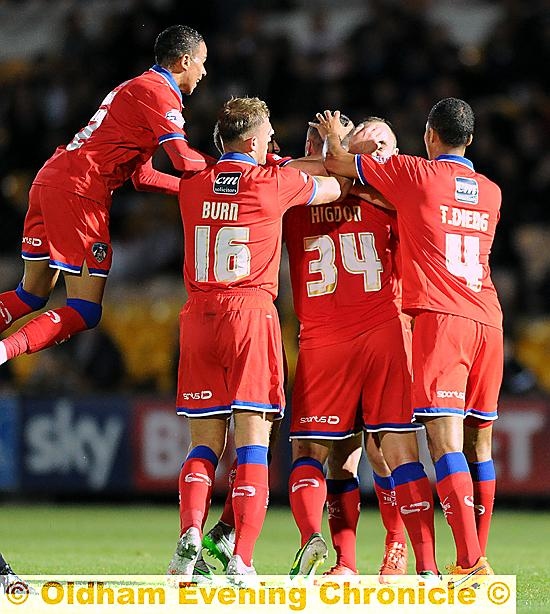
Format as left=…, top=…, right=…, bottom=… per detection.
left=215, top=97, right=270, bottom=147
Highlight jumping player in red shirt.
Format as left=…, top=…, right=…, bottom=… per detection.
left=0, top=25, right=212, bottom=366
left=316, top=98, right=502, bottom=583
left=166, top=97, right=343, bottom=580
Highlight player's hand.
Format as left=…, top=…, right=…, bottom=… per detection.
left=310, top=110, right=351, bottom=141
left=348, top=123, right=389, bottom=156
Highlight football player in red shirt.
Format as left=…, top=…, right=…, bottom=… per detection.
left=0, top=25, right=213, bottom=366
left=284, top=117, right=428, bottom=579
left=316, top=98, right=502, bottom=582
left=167, top=97, right=344, bottom=580
left=195, top=116, right=410, bottom=578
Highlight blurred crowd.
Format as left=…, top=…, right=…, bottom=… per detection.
left=0, top=0, right=549, bottom=395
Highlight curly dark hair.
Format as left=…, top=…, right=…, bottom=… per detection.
left=154, top=25, right=204, bottom=67
left=427, top=98, right=474, bottom=147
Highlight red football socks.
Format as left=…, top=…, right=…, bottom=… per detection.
left=392, top=462, right=438, bottom=573
left=289, top=459, right=327, bottom=547
left=469, top=460, right=496, bottom=556
left=435, top=453, right=482, bottom=568
left=1, top=307, right=87, bottom=359
left=219, top=458, right=238, bottom=528
left=178, top=454, right=217, bottom=535
left=0, top=290, right=36, bottom=333
left=326, top=478, right=360, bottom=572
left=232, top=462, right=269, bottom=567
left=373, top=474, right=407, bottom=545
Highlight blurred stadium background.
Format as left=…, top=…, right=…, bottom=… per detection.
left=0, top=0, right=549, bottom=542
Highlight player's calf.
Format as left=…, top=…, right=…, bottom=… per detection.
left=0, top=299, right=101, bottom=364
left=0, top=283, right=48, bottom=334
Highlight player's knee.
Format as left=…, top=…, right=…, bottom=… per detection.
left=67, top=298, right=102, bottom=329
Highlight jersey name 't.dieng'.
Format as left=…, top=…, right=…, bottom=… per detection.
left=439, top=205, right=489, bottom=232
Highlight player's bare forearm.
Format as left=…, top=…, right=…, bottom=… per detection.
left=312, top=111, right=358, bottom=179
left=350, top=183, right=395, bottom=211
left=333, top=175, right=353, bottom=201
left=286, top=157, right=327, bottom=175
left=323, top=132, right=357, bottom=179
left=310, top=175, right=341, bottom=205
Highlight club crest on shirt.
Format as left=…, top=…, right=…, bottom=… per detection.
left=213, top=172, right=241, bottom=195
left=92, top=242, right=109, bottom=263
left=455, top=177, right=478, bottom=204
left=165, top=109, right=185, bottom=129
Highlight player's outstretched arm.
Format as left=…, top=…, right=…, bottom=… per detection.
left=162, top=139, right=217, bottom=173
left=309, top=175, right=342, bottom=205
left=350, top=183, right=395, bottom=211
left=285, top=157, right=327, bottom=175
left=131, top=157, right=180, bottom=195
left=312, top=111, right=358, bottom=179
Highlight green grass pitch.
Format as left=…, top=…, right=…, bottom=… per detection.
left=1, top=504, right=549, bottom=613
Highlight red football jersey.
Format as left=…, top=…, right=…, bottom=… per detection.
left=283, top=194, right=400, bottom=349
left=180, top=152, right=317, bottom=299
left=356, top=153, right=502, bottom=329
left=33, top=65, right=211, bottom=206
left=265, top=153, right=293, bottom=167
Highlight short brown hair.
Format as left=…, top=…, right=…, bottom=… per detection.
left=215, top=97, right=270, bottom=146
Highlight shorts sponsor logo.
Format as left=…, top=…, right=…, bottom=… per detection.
left=455, top=177, right=479, bottom=204
left=22, top=236, right=42, bottom=247
left=400, top=501, right=431, bottom=515
left=291, top=478, right=320, bottom=493
left=92, top=242, right=109, bottom=263
left=232, top=485, right=256, bottom=498
left=182, top=390, right=213, bottom=401
left=184, top=472, right=212, bottom=486
left=213, top=172, right=241, bottom=195
left=298, top=415, right=340, bottom=425
left=165, top=109, right=185, bottom=129
left=436, top=390, right=465, bottom=401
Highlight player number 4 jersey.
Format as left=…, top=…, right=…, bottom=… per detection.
left=356, top=153, right=503, bottom=329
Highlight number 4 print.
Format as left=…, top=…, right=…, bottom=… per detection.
left=445, top=233, right=482, bottom=292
